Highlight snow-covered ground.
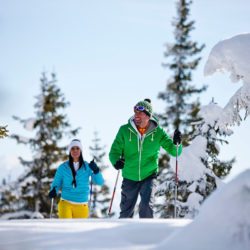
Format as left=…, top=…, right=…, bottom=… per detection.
left=0, top=219, right=190, bottom=250
left=0, top=169, right=249, bottom=250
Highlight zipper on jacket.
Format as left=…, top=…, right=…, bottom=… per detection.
left=129, top=126, right=155, bottom=181
left=138, top=135, right=145, bottom=181
left=138, top=131, right=155, bottom=180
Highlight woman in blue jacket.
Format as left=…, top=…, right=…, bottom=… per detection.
left=49, top=139, right=104, bottom=218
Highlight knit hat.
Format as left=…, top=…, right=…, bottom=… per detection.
left=68, top=139, right=83, bottom=154
left=134, top=98, right=153, bottom=117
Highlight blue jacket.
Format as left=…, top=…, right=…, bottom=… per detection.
left=51, top=161, right=104, bottom=203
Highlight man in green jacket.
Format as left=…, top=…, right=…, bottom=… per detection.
left=109, top=98, right=182, bottom=218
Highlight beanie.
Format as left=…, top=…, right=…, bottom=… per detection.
left=134, top=98, right=153, bottom=117
left=68, top=139, right=83, bottom=154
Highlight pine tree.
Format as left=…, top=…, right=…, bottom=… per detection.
left=158, top=0, right=206, bottom=140
left=89, top=131, right=112, bottom=218
left=155, top=0, right=206, bottom=218
left=0, top=125, right=8, bottom=138
left=11, top=72, right=80, bottom=217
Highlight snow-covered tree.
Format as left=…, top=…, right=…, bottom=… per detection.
left=156, top=101, right=236, bottom=218
left=157, top=101, right=235, bottom=218
left=156, top=33, right=250, bottom=218
left=0, top=125, right=8, bottom=138
left=196, top=101, right=235, bottom=177
left=10, top=72, right=80, bottom=217
left=89, top=131, right=112, bottom=218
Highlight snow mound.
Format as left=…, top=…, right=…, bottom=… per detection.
left=204, top=33, right=250, bottom=84
left=157, top=169, right=250, bottom=250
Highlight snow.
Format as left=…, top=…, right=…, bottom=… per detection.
left=23, top=118, right=36, bottom=131
left=0, top=170, right=249, bottom=250
left=15, top=136, right=30, bottom=144
left=198, top=102, right=233, bottom=135
left=204, top=33, right=250, bottom=126
left=171, top=135, right=207, bottom=182
left=204, top=33, right=250, bottom=84
left=158, top=169, right=250, bottom=250
left=0, top=211, right=44, bottom=220
left=0, top=219, right=191, bottom=250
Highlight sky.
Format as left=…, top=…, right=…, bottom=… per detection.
left=0, top=169, right=249, bottom=250
left=0, top=0, right=250, bottom=185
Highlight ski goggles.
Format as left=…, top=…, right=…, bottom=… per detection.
left=134, top=105, right=146, bottom=112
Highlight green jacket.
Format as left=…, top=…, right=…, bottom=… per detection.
left=109, top=117, right=182, bottom=181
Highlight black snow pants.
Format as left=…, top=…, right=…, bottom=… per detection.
left=119, top=174, right=157, bottom=218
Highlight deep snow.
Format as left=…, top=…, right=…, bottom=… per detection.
left=0, top=169, right=249, bottom=250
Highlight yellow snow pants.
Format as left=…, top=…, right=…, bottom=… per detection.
left=58, top=199, right=89, bottom=219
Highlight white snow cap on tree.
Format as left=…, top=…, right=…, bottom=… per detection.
left=204, top=33, right=250, bottom=126
left=198, top=102, right=233, bottom=136
left=204, top=33, right=250, bottom=83
left=171, top=135, right=207, bottom=182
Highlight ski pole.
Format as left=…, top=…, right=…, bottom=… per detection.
left=89, top=179, right=93, bottom=217
left=174, top=143, right=179, bottom=218
left=108, top=169, right=120, bottom=216
left=89, top=157, right=95, bottom=217
left=50, top=198, right=54, bottom=219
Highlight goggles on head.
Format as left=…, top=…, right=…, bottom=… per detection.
left=134, top=105, right=146, bottom=112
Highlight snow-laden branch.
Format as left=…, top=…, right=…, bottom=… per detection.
left=204, top=33, right=250, bottom=125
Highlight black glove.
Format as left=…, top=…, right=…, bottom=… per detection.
left=114, top=158, right=125, bottom=170
left=49, top=187, right=57, bottom=199
left=173, top=129, right=182, bottom=145
left=89, top=159, right=100, bottom=174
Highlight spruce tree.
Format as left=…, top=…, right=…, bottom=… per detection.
left=155, top=0, right=206, bottom=218
left=0, top=125, right=8, bottom=138
left=89, top=131, right=112, bottom=218
left=158, top=0, right=206, bottom=140
left=11, top=72, right=80, bottom=217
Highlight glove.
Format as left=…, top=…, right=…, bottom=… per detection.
left=49, top=187, right=57, bottom=199
left=173, top=129, right=182, bottom=145
left=89, top=159, right=100, bottom=174
left=114, top=158, right=125, bottom=170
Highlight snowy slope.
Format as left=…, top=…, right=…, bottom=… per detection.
left=0, top=170, right=249, bottom=250
left=158, top=170, right=250, bottom=250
